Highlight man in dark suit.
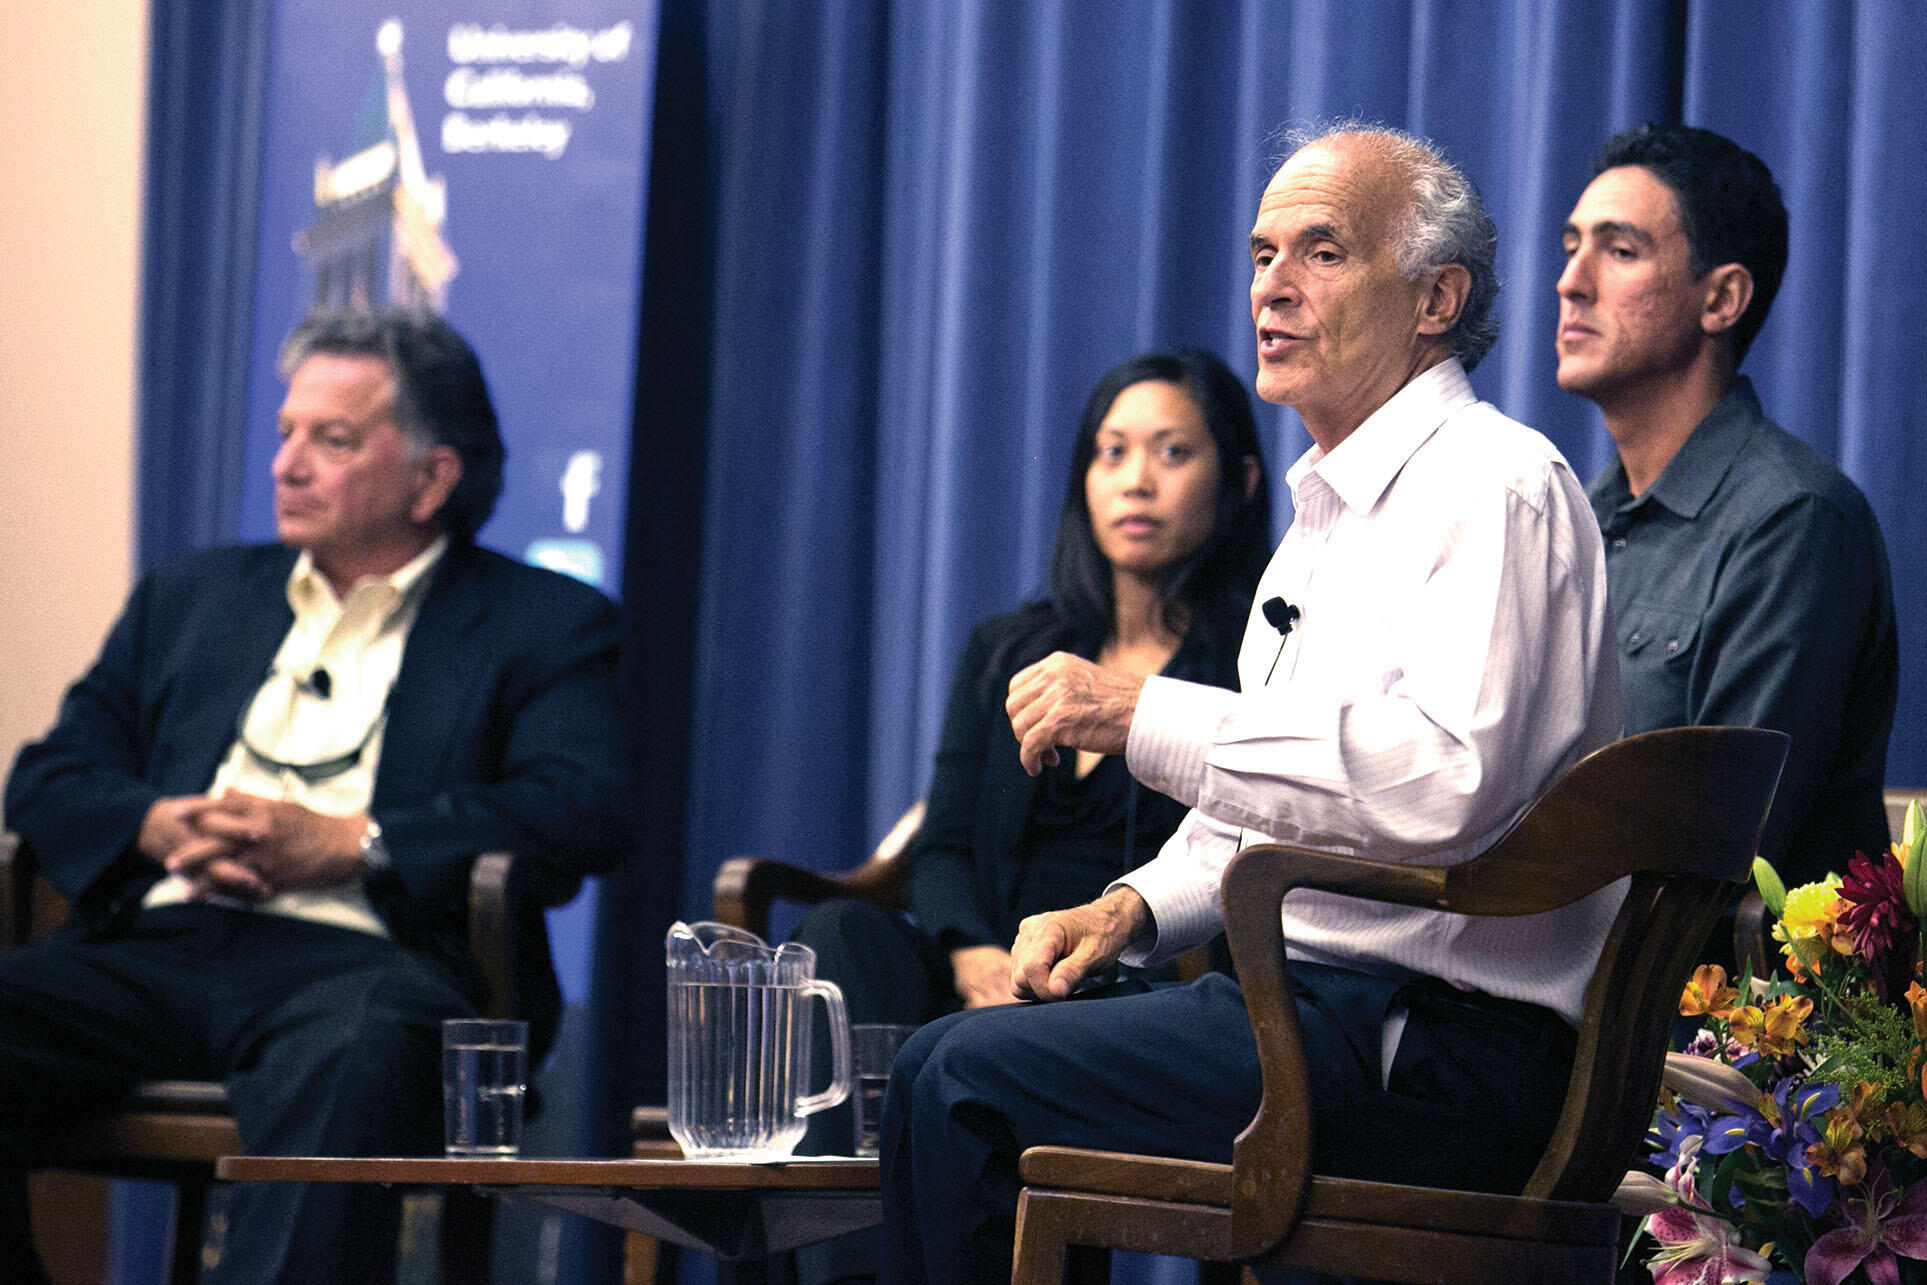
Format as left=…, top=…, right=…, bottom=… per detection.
left=0, top=309, right=628, bottom=1284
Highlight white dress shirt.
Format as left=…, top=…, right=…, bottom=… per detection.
left=143, top=537, right=448, bottom=935
left=1118, top=360, right=1620, bottom=1025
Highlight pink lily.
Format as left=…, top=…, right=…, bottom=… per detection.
left=1807, top=1171, right=1927, bottom=1285
left=1645, top=1205, right=1771, bottom=1285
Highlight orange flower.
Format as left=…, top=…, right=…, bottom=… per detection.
left=1886, top=1101, right=1927, bottom=1158
left=1807, top=1113, right=1869, bottom=1185
left=1909, top=982, right=1927, bottom=1041
left=1728, top=994, right=1814, bottom=1057
left=1679, top=964, right=1740, bottom=1018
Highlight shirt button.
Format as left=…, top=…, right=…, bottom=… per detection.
left=1665, top=639, right=1681, bottom=653
left=1611, top=537, right=1627, bottom=551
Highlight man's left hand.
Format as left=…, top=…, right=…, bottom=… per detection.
left=1005, top=651, right=1145, bottom=776
left=165, top=793, right=368, bottom=898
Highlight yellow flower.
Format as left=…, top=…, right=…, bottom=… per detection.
left=1778, top=878, right=1843, bottom=939
left=1728, top=994, right=1813, bottom=1057
left=1679, top=964, right=1740, bottom=1019
left=1909, top=983, right=1927, bottom=1043
left=1775, top=877, right=1844, bottom=970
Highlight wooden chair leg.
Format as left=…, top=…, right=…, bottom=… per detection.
left=1014, top=1189, right=1073, bottom=1285
left=439, top=1187, right=493, bottom=1285
left=623, top=1229, right=671, bottom=1285
left=169, top=1178, right=210, bottom=1285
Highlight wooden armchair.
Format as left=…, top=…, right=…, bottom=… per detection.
left=1010, top=725, right=1790, bottom=1284
left=0, top=831, right=579, bottom=1285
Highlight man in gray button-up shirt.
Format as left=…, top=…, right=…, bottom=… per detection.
left=1556, top=122, right=1897, bottom=886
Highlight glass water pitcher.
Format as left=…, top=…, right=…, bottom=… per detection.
left=665, top=920, right=852, bottom=1159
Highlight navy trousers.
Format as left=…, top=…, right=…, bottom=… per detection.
left=878, top=966, right=1576, bottom=1285
left=0, top=904, right=473, bottom=1285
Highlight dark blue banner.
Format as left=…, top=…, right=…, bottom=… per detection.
left=239, top=1, right=656, bottom=601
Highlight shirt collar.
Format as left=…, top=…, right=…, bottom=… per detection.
left=286, top=535, right=449, bottom=620
left=1601, top=377, right=1762, bottom=523
left=1285, top=358, right=1474, bottom=514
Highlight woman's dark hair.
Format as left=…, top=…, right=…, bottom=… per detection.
left=990, top=350, right=1273, bottom=684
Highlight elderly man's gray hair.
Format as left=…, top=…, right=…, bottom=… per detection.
left=1276, top=121, right=1502, bottom=371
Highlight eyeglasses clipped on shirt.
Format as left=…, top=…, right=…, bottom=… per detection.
left=234, top=667, right=392, bottom=785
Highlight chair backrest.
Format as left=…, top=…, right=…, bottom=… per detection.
left=1217, top=726, right=1788, bottom=1252
left=1521, top=728, right=1788, bottom=1201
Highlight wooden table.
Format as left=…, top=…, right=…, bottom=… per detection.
left=215, top=1155, right=880, bottom=1263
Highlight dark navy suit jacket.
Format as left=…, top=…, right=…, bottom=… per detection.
left=4, top=540, right=629, bottom=1043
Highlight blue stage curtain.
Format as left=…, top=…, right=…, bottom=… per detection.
left=675, top=0, right=1927, bottom=917
left=136, top=0, right=273, bottom=569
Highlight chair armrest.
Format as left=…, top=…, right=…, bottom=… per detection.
left=712, top=853, right=907, bottom=938
left=1208, top=840, right=1637, bottom=1257
left=0, top=832, right=24, bottom=952
left=712, top=801, right=924, bottom=937
left=467, top=852, right=582, bottom=1022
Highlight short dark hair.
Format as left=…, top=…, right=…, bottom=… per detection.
left=991, top=350, right=1272, bottom=684
left=277, top=309, right=505, bottom=541
left=1590, top=123, right=1788, bottom=363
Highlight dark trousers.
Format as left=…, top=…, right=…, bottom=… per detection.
left=0, top=904, right=473, bottom=1285
left=878, top=966, right=1577, bottom=1285
left=788, top=899, right=957, bottom=1284
left=791, top=899, right=957, bottom=1157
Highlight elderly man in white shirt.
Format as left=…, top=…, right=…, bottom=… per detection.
left=878, top=125, right=1618, bottom=1285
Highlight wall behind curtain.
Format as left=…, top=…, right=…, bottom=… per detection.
left=677, top=0, right=1925, bottom=920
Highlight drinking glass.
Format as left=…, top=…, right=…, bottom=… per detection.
left=442, top=1018, right=528, bottom=1157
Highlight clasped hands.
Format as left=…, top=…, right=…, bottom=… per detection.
left=138, top=792, right=368, bottom=901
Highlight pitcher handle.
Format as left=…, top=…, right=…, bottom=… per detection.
left=795, top=978, right=852, bottom=1117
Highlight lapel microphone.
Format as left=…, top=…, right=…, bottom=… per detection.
left=1261, top=597, right=1299, bottom=685
left=1262, top=597, right=1300, bottom=637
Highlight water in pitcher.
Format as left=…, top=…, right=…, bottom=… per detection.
left=665, top=921, right=851, bottom=1161
left=667, top=979, right=815, bottom=1158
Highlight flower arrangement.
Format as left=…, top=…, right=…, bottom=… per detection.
left=1622, top=800, right=1927, bottom=1285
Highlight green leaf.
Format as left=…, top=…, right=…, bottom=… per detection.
left=1709, top=1147, right=1750, bottom=1214
left=1906, top=799, right=1924, bottom=855
left=1753, top=857, right=1787, bottom=918
left=1907, top=812, right=1927, bottom=917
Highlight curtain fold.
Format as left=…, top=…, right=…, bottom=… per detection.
left=136, top=0, right=273, bottom=568
left=684, top=0, right=1843, bottom=906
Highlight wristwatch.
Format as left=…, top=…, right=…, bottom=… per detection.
left=359, top=817, right=393, bottom=875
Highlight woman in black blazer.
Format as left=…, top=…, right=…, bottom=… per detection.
left=795, top=350, right=1272, bottom=1040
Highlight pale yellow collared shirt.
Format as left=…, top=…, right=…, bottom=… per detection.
left=143, top=536, right=449, bottom=934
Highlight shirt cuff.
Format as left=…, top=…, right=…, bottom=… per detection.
left=1107, top=811, right=1238, bottom=967
left=1126, top=675, right=1242, bottom=809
